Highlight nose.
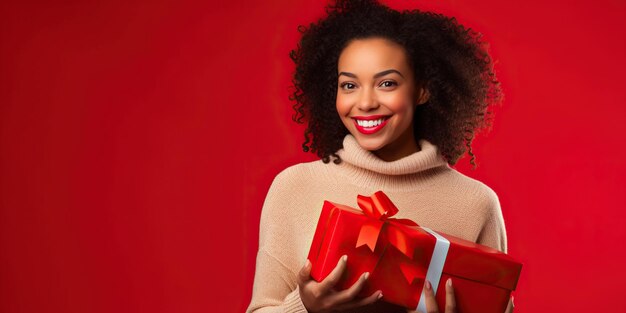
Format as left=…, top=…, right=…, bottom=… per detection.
left=356, top=87, right=379, bottom=112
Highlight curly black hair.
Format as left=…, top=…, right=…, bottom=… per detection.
left=289, top=0, right=503, bottom=166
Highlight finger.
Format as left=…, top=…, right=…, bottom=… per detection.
left=335, top=290, right=383, bottom=310
left=444, top=278, right=456, bottom=313
left=327, top=271, right=369, bottom=305
left=424, top=280, right=439, bottom=313
left=297, top=259, right=312, bottom=286
left=505, top=296, right=514, bottom=313
left=318, top=255, right=348, bottom=292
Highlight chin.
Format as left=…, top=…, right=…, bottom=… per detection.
left=353, top=136, right=386, bottom=151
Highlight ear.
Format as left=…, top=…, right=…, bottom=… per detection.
left=416, top=86, right=430, bottom=106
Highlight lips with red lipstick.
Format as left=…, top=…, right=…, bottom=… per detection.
left=351, top=115, right=391, bottom=135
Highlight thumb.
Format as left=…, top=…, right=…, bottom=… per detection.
left=297, top=259, right=312, bottom=285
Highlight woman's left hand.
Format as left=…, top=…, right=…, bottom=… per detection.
left=406, top=278, right=456, bottom=313
left=406, top=279, right=515, bottom=313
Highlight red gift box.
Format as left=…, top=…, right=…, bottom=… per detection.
left=307, top=191, right=522, bottom=313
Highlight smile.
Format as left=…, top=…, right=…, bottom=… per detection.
left=352, top=115, right=390, bottom=135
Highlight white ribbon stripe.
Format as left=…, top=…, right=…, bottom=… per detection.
left=416, top=227, right=450, bottom=312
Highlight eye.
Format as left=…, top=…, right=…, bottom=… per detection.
left=380, top=80, right=397, bottom=88
left=340, top=82, right=356, bottom=90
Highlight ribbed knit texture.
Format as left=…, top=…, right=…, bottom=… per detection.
left=246, top=135, right=507, bottom=313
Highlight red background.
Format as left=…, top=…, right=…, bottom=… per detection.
left=1, top=1, right=624, bottom=312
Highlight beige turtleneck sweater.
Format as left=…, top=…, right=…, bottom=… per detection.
left=246, top=135, right=507, bottom=313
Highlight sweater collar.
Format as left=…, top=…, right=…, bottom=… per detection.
left=336, top=134, right=448, bottom=176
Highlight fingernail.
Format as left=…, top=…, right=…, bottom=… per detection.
left=363, top=272, right=370, bottom=280
left=377, top=291, right=383, bottom=299
left=425, top=280, right=432, bottom=291
left=342, top=255, right=348, bottom=262
left=446, top=278, right=452, bottom=288
left=304, top=259, right=310, bottom=267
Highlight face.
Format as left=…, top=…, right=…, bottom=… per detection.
left=336, top=37, right=429, bottom=161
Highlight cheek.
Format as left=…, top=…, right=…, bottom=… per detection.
left=383, top=93, right=414, bottom=115
left=335, top=95, right=350, bottom=117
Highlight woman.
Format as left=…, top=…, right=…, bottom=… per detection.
left=247, top=1, right=513, bottom=312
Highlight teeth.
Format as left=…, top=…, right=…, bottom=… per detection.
left=356, top=118, right=385, bottom=128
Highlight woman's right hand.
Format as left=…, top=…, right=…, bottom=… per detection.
left=297, top=255, right=383, bottom=312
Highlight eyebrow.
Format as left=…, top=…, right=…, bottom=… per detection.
left=338, top=69, right=404, bottom=79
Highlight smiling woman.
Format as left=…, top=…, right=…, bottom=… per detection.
left=246, top=0, right=511, bottom=312
left=290, top=0, right=501, bottom=167
left=336, top=37, right=430, bottom=161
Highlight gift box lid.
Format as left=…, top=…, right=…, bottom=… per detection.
left=441, top=232, right=522, bottom=291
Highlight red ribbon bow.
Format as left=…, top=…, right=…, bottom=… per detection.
left=355, top=191, right=424, bottom=284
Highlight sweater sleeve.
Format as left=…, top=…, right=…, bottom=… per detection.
left=246, top=167, right=310, bottom=313
left=245, top=249, right=308, bottom=313
left=475, top=188, right=508, bottom=253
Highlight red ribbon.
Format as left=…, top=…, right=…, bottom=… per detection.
left=354, top=191, right=427, bottom=284
left=355, top=191, right=419, bottom=266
